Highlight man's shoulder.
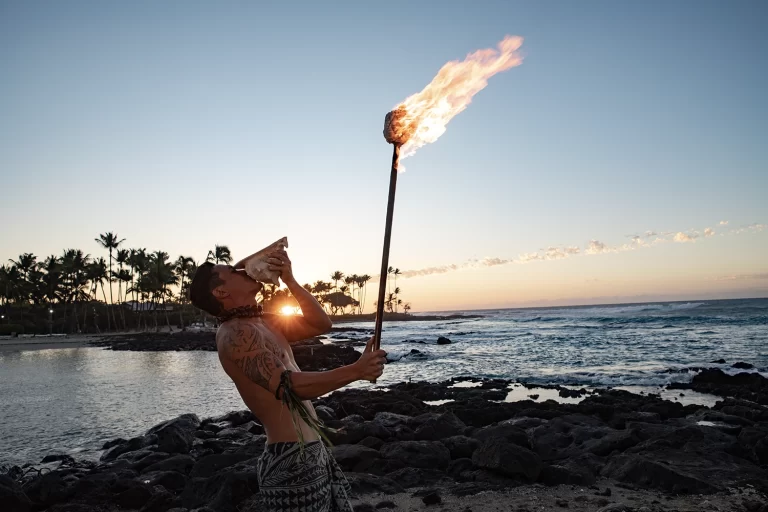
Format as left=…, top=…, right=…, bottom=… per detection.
left=215, top=320, right=240, bottom=350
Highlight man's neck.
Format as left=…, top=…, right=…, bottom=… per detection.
left=218, top=303, right=263, bottom=322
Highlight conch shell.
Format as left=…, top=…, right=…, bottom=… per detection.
left=242, top=237, right=288, bottom=285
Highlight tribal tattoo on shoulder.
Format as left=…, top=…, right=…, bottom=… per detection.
left=221, top=321, right=284, bottom=391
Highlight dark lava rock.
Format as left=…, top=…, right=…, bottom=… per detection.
left=440, top=435, right=481, bottom=459
left=739, top=425, right=768, bottom=464
left=446, top=458, right=475, bottom=479
left=603, top=424, right=768, bottom=493
left=413, top=412, right=466, bottom=440
left=292, top=343, right=360, bottom=372
left=141, top=454, right=195, bottom=474
left=1, top=475, right=32, bottom=512
left=206, top=410, right=255, bottom=427
left=375, top=500, right=397, bottom=509
left=601, top=453, right=718, bottom=493
left=315, top=405, right=337, bottom=423
left=689, top=369, right=768, bottom=405
left=331, top=445, right=382, bottom=472
left=102, top=438, right=127, bottom=450
left=112, top=481, right=153, bottom=509
left=129, top=452, right=172, bottom=471
left=22, top=472, right=72, bottom=508
left=101, top=435, right=158, bottom=462
left=322, top=389, right=428, bottom=420
left=733, top=362, right=755, bottom=370
left=380, top=441, right=451, bottom=469
left=359, top=436, right=385, bottom=450
left=422, top=491, right=442, bottom=506
left=40, top=454, right=75, bottom=465
left=472, top=423, right=530, bottom=448
left=373, top=412, right=413, bottom=429
left=353, top=504, right=376, bottom=512
left=711, top=359, right=726, bottom=364
left=436, top=337, right=451, bottom=345
left=190, top=453, right=252, bottom=478
left=180, top=468, right=260, bottom=512
left=530, top=416, right=639, bottom=461
left=556, top=499, right=569, bottom=508
left=140, top=485, right=176, bottom=512
left=140, top=470, right=188, bottom=491
left=472, top=437, right=542, bottom=481
left=147, top=414, right=200, bottom=454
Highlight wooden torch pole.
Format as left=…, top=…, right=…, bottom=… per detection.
left=373, top=144, right=401, bottom=350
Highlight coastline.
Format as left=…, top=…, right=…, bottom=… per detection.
left=0, top=335, right=103, bottom=352
left=3, top=371, right=768, bottom=512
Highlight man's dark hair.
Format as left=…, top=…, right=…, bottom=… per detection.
left=189, top=262, right=225, bottom=316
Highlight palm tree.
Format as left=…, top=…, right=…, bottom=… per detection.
left=95, top=232, right=125, bottom=329
left=385, top=292, right=396, bottom=313
left=393, top=268, right=402, bottom=292
left=356, top=274, right=371, bottom=314
left=206, top=245, right=232, bottom=264
left=174, top=255, right=195, bottom=330
left=115, top=249, right=130, bottom=329
left=403, top=302, right=412, bottom=315
left=127, top=248, right=148, bottom=328
left=393, top=287, right=401, bottom=313
left=148, top=251, right=178, bottom=332
left=89, top=258, right=110, bottom=331
left=60, top=249, right=91, bottom=332
left=41, top=255, right=61, bottom=305
left=331, top=271, right=344, bottom=292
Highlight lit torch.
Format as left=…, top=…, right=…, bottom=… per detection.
left=373, top=36, right=524, bottom=350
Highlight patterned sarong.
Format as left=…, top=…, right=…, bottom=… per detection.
left=257, top=441, right=354, bottom=512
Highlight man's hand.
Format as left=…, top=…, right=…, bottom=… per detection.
left=355, top=337, right=387, bottom=382
left=267, top=249, right=294, bottom=284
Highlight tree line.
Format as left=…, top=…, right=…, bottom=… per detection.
left=0, top=233, right=410, bottom=334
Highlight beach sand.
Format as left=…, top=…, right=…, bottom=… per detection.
left=349, top=480, right=764, bottom=512
left=0, top=335, right=101, bottom=352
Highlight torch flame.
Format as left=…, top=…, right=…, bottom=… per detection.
left=388, top=35, right=524, bottom=160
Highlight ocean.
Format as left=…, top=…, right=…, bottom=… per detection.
left=1, top=297, right=766, bottom=466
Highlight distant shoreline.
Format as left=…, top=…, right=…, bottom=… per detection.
left=0, top=335, right=103, bottom=352
left=331, top=312, right=484, bottom=323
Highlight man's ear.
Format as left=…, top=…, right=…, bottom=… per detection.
left=212, top=287, right=229, bottom=299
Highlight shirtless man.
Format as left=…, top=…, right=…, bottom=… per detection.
left=189, top=248, right=386, bottom=512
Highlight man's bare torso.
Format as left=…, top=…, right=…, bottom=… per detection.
left=216, top=316, right=319, bottom=444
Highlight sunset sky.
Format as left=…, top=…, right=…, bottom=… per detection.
left=1, top=1, right=766, bottom=311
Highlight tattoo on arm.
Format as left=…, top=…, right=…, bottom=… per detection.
left=235, top=351, right=284, bottom=390
left=221, top=322, right=284, bottom=391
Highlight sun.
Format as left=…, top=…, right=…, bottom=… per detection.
left=280, top=305, right=297, bottom=316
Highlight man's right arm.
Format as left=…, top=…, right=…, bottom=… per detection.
left=218, top=324, right=386, bottom=401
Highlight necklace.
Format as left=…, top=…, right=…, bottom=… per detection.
left=217, top=304, right=264, bottom=322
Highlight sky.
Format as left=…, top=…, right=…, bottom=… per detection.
left=1, top=1, right=767, bottom=312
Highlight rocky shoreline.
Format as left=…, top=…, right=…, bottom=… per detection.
left=3, top=368, right=768, bottom=512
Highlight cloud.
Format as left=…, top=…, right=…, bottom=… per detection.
left=394, top=219, right=765, bottom=279
left=586, top=240, right=611, bottom=254
left=479, top=257, right=510, bottom=267
left=730, top=223, right=767, bottom=234
left=517, top=252, right=544, bottom=263
left=715, top=273, right=768, bottom=281
left=400, top=264, right=460, bottom=278
left=673, top=232, right=698, bottom=243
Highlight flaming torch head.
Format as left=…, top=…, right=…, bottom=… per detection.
left=383, top=108, right=411, bottom=146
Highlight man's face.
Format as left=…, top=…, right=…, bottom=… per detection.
left=212, top=264, right=263, bottom=303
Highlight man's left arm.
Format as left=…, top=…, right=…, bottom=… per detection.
left=266, top=249, right=332, bottom=342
